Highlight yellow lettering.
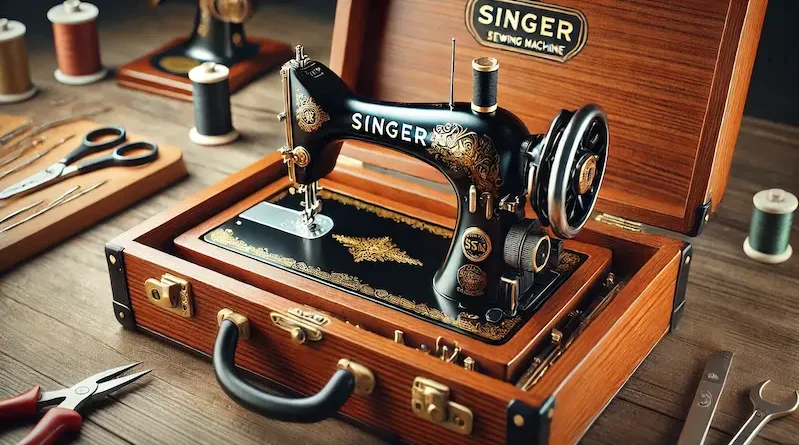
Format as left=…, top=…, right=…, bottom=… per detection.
left=540, top=16, right=554, bottom=37
left=521, top=13, right=537, bottom=33
left=557, top=20, right=573, bottom=42
left=478, top=5, right=493, bottom=25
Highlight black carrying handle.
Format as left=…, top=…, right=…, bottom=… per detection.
left=213, top=319, right=356, bottom=423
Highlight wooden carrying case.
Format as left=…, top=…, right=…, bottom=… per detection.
left=105, top=0, right=767, bottom=444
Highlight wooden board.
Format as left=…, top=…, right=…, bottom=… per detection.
left=0, top=114, right=187, bottom=272
left=117, top=37, right=293, bottom=101
left=329, top=0, right=769, bottom=235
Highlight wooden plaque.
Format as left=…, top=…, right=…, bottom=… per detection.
left=117, top=37, right=293, bottom=101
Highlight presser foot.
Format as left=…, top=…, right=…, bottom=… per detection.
left=238, top=201, right=333, bottom=239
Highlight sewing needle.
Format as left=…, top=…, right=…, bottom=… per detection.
left=0, top=200, right=44, bottom=226
left=0, top=185, right=81, bottom=235
left=0, top=134, right=76, bottom=180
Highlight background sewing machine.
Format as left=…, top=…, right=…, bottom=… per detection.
left=117, top=0, right=292, bottom=100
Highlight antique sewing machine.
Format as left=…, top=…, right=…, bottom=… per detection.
left=225, top=44, right=610, bottom=325
left=106, top=1, right=763, bottom=442
left=117, top=0, right=292, bottom=100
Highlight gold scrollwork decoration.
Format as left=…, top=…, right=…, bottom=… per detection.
left=333, top=235, right=423, bottom=266
left=295, top=91, right=330, bottom=133
left=206, top=228, right=521, bottom=341
left=428, top=123, right=501, bottom=196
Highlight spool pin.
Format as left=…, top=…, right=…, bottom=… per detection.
left=744, top=188, right=797, bottom=264
left=0, top=18, right=37, bottom=103
left=189, top=62, right=239, bottom=146
left=48, top=0, right=107, bottom=85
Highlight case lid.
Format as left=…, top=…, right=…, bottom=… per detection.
left=328, top=0, right=767, bottom=235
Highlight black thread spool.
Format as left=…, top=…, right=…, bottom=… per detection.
left=189, top=62, right=239, bottom=146
left=471, top=57, right=499, bottom=114
left=743, top=188, right=797, bottom=264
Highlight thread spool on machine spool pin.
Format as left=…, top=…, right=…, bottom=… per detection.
left=189, top=62, right=240, bottom=146
left=744, top=188, right=798, bottom=264
left=0, top=18, right=37, bottom=103
left=47, top=0, right=108, bottom=85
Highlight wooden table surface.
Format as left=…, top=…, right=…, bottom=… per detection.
left=1, top=2, right=798, bottom=444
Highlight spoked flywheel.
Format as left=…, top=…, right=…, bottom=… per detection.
left=531, top=104, right=609, bottom=239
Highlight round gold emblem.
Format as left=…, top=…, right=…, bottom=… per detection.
left=461, top=227, right=492, bottom=262
left=292, top=146, right=311, bottom=167
left=158, top=56, right=201, bottom=74
left=457, top=264, right=487, bottom=297
left=577, top=154, right=599, bottom=195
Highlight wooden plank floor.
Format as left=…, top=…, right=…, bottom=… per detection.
left=1, top=2, right=798, bottom=444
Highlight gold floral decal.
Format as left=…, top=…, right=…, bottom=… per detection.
left=428, top=123, right=501, bottom=195
left=333, top=235, right=423, bottom=266
left=295, top=91, right=330, bottom=132
left=206, top=228, right=522, bottom=341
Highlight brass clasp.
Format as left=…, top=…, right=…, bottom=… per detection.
left=270, top=307, right=330, bottom=345
left=411, top=377, right=473, bottom=435
left=144, top=273, right=193, bottom=318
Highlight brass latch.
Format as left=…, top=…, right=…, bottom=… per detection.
left=337, top=359, right=375, bottom=396
left=270, top=307, right=330, bottom=345
left=595, top=213, right=643, bottom=232
left=411, top=377, right=473, bottom=435
left=144, top=273, right=193, bottom=318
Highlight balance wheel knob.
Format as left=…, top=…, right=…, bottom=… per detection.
left=504, top=220, right=551, bottom=272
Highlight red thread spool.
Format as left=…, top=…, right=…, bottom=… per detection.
left=47, top=0, right=106, bottom=85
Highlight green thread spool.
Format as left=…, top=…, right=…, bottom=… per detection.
left=743, top=188, right=797, bottom=264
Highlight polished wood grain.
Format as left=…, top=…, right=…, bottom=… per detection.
left=0, top=1, right=797, bottom=444
left=329, top=0, right=768, bottom=235
left=116, top=151, right=680, bottom=445
left=0, top=114, right=186, bottom=272
left=117, top=37, right=293, bottom=101
left=172, top=161, right=613, bottom=381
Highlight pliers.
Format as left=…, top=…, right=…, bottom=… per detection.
left=0, top=362, right=151, bottom=445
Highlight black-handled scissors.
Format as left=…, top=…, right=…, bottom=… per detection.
left=0, top=126, right=159, bottom=200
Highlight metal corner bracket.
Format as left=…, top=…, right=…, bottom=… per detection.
left=687, top=198, right=712, bottom=237
left=507, top=397, right=554, bottom=445
left=671, top=242, right=693, bottom=332
left=106, top=242, right=135, bottom=330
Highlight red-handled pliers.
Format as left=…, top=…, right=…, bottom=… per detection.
left=0, top=363, right=151, bottom=445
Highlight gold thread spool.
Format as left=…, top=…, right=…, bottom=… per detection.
left=47, top=0, right=107, bottom=85
left=0, top=19, right=36, bottom=103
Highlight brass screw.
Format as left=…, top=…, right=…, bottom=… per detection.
left=685, top=256, right=691, bottom=265
left=513, top=414, right=525, bottom=427
left=118, top=311, right=125, bottom=319
left=109, top=255, right=116, bottom=265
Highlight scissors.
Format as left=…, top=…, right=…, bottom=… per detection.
left=0, top=126, right=158, bottom=200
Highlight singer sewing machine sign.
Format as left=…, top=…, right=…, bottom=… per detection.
left=466, top=0, right=588, bottom=63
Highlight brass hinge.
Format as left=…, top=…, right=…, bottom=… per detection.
left=595, top=213, right=643, bottom=232
left=144, top=273, right=194, bottom=318
left=270, top=307, right=330, bottom=345
left=411, top=377, right=473, bottom=435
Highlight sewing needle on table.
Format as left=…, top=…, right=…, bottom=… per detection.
left=0, top=120, right=33, bottom=146
left=0, top=135, right=76, bottom=180
left=0, top=200, right=44, bottom=226
left=0, top=185, right=80, bottom=235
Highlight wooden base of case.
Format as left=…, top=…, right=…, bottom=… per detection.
left=106, top=152, right=689, bottom=445
left=117, top=37, right=293, bottom=101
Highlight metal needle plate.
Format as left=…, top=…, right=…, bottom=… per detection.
left=239, top=201, right=334, bottom=239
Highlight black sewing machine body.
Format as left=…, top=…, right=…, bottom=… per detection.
left=269, top=46, right=608, bottom=322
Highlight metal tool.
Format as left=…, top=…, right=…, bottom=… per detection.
left=517, top=275, right=622, bottom=390
left=0, top=134, right=75, bottom=180
left=677, top=351, right=734, bottom=445
left=0, top=120, right=32, bottom=145
left=0, top=181, right=106, bottom=235
left=728, top=380, right=799, bottom=445
left=0, top=126, right=157, bottom=200
left=0, top=363, right=150, bottom=445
